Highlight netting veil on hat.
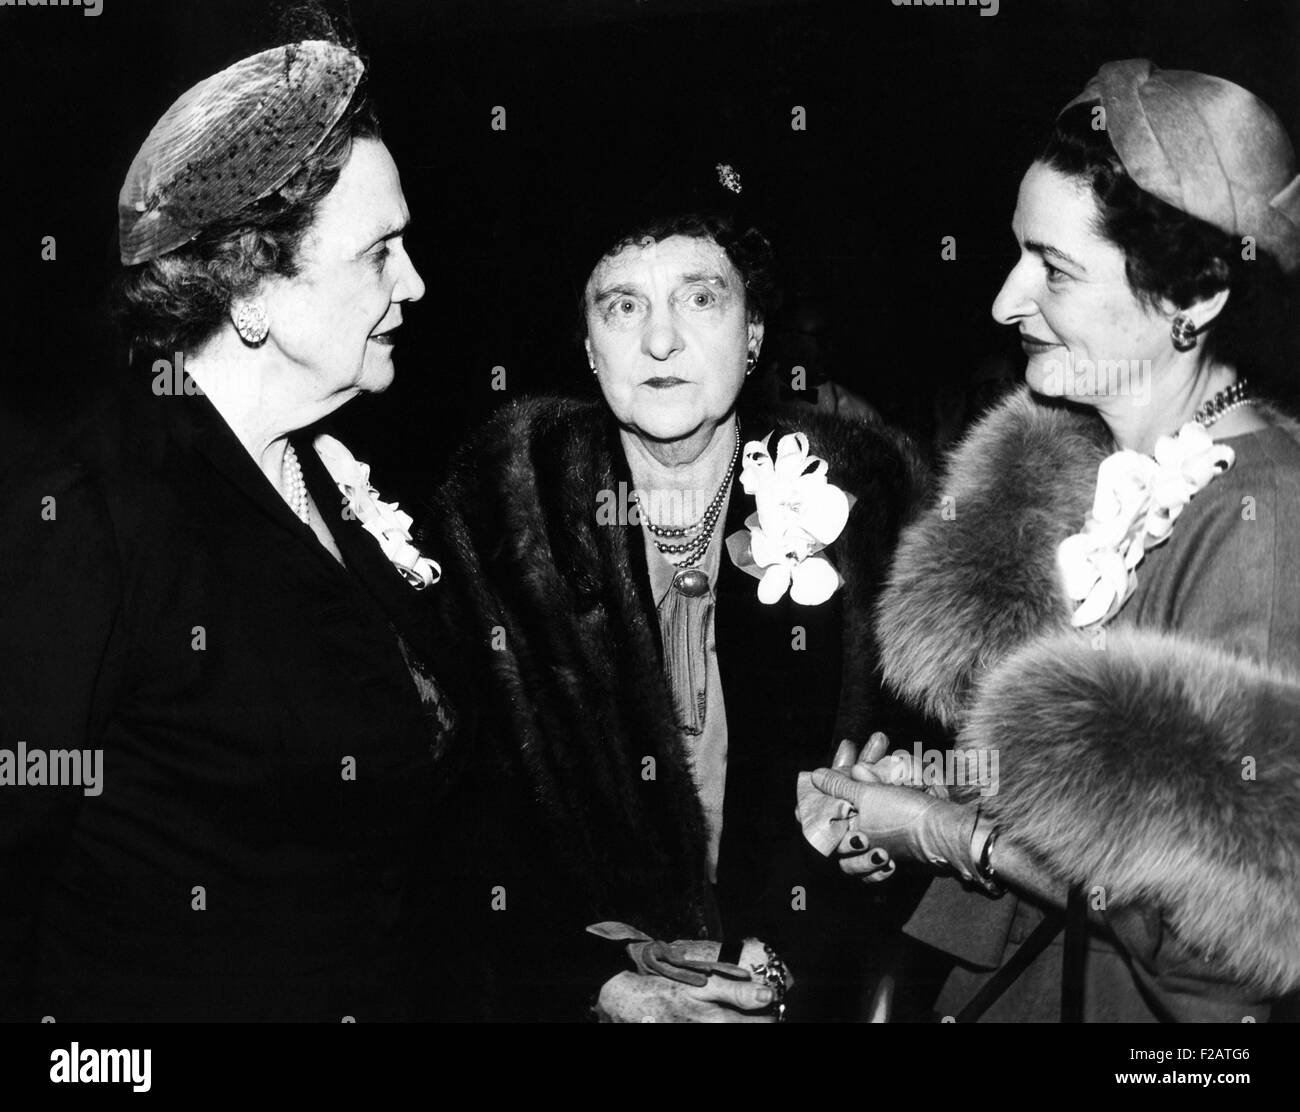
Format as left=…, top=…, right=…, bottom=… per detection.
left=1062, top=58, right=1300, bottom=273
left=118, top=40, right=364, bottom=266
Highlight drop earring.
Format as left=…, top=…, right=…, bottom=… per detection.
left=746, top=350, right=758, bottom=376
left=233, top=301, right=270, bottom=345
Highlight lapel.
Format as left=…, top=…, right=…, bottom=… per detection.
left=604, top=417, right=663, bottom=654
left=174, top=391, right=323, bottom=550
left=170, top=391, right=439, bottom=667
left=714, top=412, right=847, bottom=747
left=714, top=412, right=799, bottom=683
left=716, top=451, right=756, bottom=577
left=296, top=431, right=442, bottom=669
left=713, top=464, right=761, bottom=659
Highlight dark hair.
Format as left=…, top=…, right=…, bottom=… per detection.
left=580, top=210, right=779, bottom=335
left=116, top=6, right=377, bottom=359
left=1039, top=104, right=1298, bottom=402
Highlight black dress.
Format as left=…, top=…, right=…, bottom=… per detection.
left=0, top=383, right=460, bottom=1022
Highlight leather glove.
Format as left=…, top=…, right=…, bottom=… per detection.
left=587, top=924, right=791, bottom=1023
left=585, top=921, right=754, bottom=986
left=810, top=768, right=996, bottom=889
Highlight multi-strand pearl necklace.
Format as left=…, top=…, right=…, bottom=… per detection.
left=1193, top=378, right=1252, bottom=429
left=633, top=420, right=740, bottom=572
left=282, top=443, right=311, bottom=525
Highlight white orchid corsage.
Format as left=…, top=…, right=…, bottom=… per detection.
left=1058, top=422, right=1234, bottom=627
left=724, top=431, right=855, bottom=605
left=313, top=434, right=441, bottom=591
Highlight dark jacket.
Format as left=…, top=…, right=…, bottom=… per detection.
left=0, top=383, right=460, bottom=1021
left=423, top=397, right=928, bottom=1021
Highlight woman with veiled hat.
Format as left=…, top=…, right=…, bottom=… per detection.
left=0, top=29, right=458, bottom=1020
left=804, top=60, right=1300, bottom=1022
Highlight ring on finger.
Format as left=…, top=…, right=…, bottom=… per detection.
left=750, top=945, right=790, bottom=1023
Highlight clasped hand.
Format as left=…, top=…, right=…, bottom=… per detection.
left=799, top=732, right=981, bottom=884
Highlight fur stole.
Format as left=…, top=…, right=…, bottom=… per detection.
left=428, top=397, right=713, bottom=939
left=427, top=396, right=926, bottom=940
left=876, top=387, right=1300, bottom=995
left=876, top=388, right=1111, bottom=727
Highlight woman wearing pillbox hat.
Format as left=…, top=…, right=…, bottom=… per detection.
left=804, top=59, right=1300, bottom=1022
left=0, top=12, right=464, bottom=1020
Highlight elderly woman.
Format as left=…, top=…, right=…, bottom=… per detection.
left=806, top=60, right=1300, bottom=1022
left=0, top=32, right=454, bottom=1021
left=426, top=203, right=926, bottom=1021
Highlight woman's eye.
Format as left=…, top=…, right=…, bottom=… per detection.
left=1044, top=262, right=1066, bottom=282
left=371, top=245, right=390, bottom=272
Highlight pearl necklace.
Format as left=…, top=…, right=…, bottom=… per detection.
left=1194, top=378, right=1252, bottom=429
left=632, top=419, right=741, bottom=572
left=282, top=442, right=311, bottom=525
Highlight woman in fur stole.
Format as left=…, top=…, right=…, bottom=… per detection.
left=423, top=203, right=927, bottom=1022
left=806, top=60, right=1300, bottom=1022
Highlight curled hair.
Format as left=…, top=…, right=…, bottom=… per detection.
left=582, top=211, right=779, bottom=332
left=1039, top=104, right=1298, bottom=402
left=116, top=6, right=377, bottom=359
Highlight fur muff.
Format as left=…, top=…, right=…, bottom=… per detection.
left=960, top=629, right=1300, bottom=995
left=875, top=389, right=1112, bottom=728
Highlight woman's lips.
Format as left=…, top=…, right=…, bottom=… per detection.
left=369, top=329, right=398, bottom=346
left=643, top=377, right=688, bottom=388
left=1020, top=334, right=1059, bottom=354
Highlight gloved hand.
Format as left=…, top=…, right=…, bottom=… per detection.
left=849, top=734, right=952, bottom=800
left=810, top=767, right=993, bottom=887
left=587, top=924, right=790, bottom=1023
left=797, top=735, right=884, bottom=856
left=798, top=734, right=897, bottom=881
left=586, top=922, right=754, bottom=986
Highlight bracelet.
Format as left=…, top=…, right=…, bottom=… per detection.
left=969, top=810, right=1005, bottom=895
left=750, top=944, right=789, bottom=1023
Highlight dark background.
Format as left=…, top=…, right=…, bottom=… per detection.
left=2, top=0, right=1298, bottom=497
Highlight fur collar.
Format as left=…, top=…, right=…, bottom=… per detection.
left=878, top=387, right=1300, bottom=997
left=431, top=397, right=713, bottom=937
left=427, top=395, right=927, bottom=940
left=966, top=628, right=1300, bottom=996
left=876, top=388, right=1110, bottom=728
